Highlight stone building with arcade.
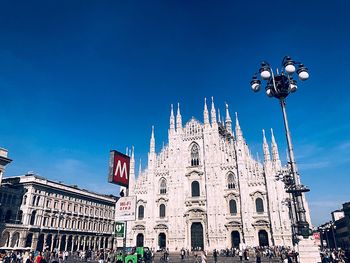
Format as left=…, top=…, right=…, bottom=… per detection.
left=0, top=172, right=117, bottom=252
left=124, top=98, right=312, bottom=251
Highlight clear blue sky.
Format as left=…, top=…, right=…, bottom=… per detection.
left=1, top=0, right=349, bottom=226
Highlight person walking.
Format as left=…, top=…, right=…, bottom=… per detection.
left=256, top=249, right=262, bottom=263
left=239, top=250, right=243, bottom=262
left=213, top=249, right=218, bottom=263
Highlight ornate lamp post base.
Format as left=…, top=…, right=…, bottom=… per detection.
left=298, top=237, right=322, bottom=263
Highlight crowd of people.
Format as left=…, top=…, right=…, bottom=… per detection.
left=320, top=248, right=348, bottom=263
left=1, top=246, right=349, bottom=263
left=0, top=249, right=115, bottom=263
left=209, top=246, right=299, bottom=262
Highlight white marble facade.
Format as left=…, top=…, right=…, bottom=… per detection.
left=125, top=98, right=312, bottom=251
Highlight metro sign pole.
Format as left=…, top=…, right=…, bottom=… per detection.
left=108, top=150, right=130, bottom=262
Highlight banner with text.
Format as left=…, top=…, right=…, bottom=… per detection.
left=115, top=196, right=136, bottom=221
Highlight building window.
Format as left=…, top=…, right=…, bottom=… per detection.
left=54, top=202, right=58, bottom=209
left=5, top=210, right=12, bottom=223
left=256, top=198, right=264, bottom=213
left=17, top=210, right=23, bottom=224
left=227, top=173, right=235, bottom=189
left=159, top=204, right=166, bottom=218
left=229, top=200, right=237, bottom=215
left=32, top=196, right=36, bottom=206
left=30, top=210, right=36, bottom=225
left=160, top=179, right=167, bottom=194
left=43, top=217, right=47, bottom=226
left=191, top=181, right=200, bottom=197
left=23, top=195, right=27, bottom=205
left=191, top=144, right=200, bottom=166
left=138, top=205, right=144, bottom=220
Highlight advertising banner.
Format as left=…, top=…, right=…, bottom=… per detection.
left=108, top=150, right=130, bottom=187
left=115, top=196, right=136, bottom=221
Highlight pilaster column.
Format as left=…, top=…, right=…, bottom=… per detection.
left=50, top=235, right=54, bottom=252
left=8, top=232, right=13, bottom=247
left=65, top=236, right=68, bottom=251
left=83, top=236, right=86, bottom=250
left=58, top=236, right=62, bottom=251
left=71, top=237, right=74, bottom=252
left=108, top=238, right=112, bottom=249
left=32, top=233, right=39, bottom=251
left=19, top=232, right=26, bottom=247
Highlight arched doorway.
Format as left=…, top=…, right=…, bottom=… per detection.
left=258, top=230, right=269, bottom=246
left=136, top=233, right=144, bottom=247
left=36, top=234, right=45, bottom=251
left=45, top=234, right=52, bottom=250
left=0, top=231, right=10, bottom=247
left=25, top=233, right=33, bottom=248
left=104, top=238, right=108, bottom=249
left=67, top=236, right=73, bottom=251
left=231, top=231, right=240, bottom=248
left=11, top=232, right=20, bottom=248
left=60, top=235, right=67, bottom=251
left=191, top=223, right=204, bottom=250
left=52, top=235, right=58, bottom=250
left=158, top=233, right=166, bottom=249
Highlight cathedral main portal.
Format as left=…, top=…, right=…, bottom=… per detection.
left=191, top=223, right=204, bottom=250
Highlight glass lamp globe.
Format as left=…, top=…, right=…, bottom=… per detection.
left=266, top=88, right=273, bottom=97
left=285, top=64, right=296, bottom=74
left=251, top=83, right=260, bottom=92
left=298, top=71, right=309, bottom=81
left=260, top=70, right=271, bottom=80
left=290, top=83, right=297, bottom=93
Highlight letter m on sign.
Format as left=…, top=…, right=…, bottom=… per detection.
left=108, top=150, right=130, bottom=187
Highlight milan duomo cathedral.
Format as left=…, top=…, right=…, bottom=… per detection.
left=123, top=98, right=312, bottom=251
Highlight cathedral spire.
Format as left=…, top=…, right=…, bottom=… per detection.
left=225, top=102, right=232, bottom=133
left=150, top=126, right=155, bottom=153
left=169, top=104, right=175, bottom=132
left=203, top=97, right=209, bottom=125
left=271, top=128, right=281, bottom=166
left=235, top=112, right=243, bottom=141
left=218, top=108, right=221, bottom=123
left=131, top=145, right=134, bottom=160
left=262, top=129, right=271, bottom=162
left=138, top=158, right=142, bottom=177
left=210, top=96, right=217, bottom=125
left=129, top=146, right=135, bottom=191
left=176, top=102, right=182, bottom=131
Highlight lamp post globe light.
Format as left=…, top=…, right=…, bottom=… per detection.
left=250, top=56, right=311, bottom=244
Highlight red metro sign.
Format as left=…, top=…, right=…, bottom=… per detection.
left=108, top=150, right=130, bottom=187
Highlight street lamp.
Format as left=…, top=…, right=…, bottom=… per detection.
left=250, top=56, right=311, bottom=243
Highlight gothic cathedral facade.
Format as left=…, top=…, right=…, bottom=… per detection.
left=124, top=98, right=312, bottom=251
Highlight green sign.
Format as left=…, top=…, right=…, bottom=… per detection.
left=115, top=222, right=125, bottom=237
